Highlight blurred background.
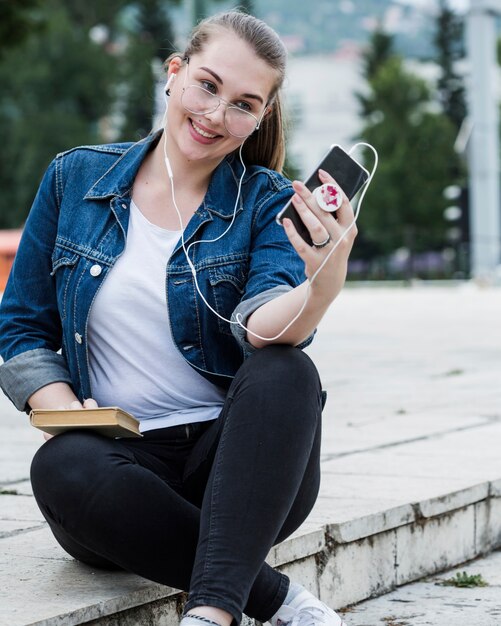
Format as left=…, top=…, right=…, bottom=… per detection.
left=0, top=0, right=499, bottom=284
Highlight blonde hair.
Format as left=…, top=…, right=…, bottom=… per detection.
left=167, top=10, right=288, bottom=172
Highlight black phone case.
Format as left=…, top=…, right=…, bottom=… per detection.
left=276, top=145, right=369, bottom=245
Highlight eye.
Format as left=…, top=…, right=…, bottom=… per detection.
left=234, top=100, right=252, bottom=112
left=200, top=79, right=217, bottom=94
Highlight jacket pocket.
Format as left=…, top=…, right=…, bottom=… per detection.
left=208, top=263, right=247, bottom=336
left=50, top=245, right=79, bottom=321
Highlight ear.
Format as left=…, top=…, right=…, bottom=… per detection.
left=167, top=55, right=183, bottom=80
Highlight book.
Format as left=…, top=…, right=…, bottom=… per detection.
left=29, top=407, right=142, bottom=438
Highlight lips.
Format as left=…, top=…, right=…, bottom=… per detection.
left=189, top=119, right=223, bottom=143
left=191, top=119, right=219, bottom=138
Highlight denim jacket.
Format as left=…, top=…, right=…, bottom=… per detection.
left=0, top=130, right=313, bottom=412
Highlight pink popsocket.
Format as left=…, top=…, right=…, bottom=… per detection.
left=313, top=183, right=343, bottom=212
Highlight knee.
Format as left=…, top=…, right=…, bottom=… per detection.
left=30, top=432, right=107, bottom=502
left=232, top=346, right=323, bottom=435
left=242, top=345, right=322, bottom=396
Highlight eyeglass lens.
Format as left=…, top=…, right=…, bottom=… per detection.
left=182, top=86, right=258, bottom=138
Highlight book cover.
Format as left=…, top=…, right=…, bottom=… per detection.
left=29, top=407, right=142, bottom=438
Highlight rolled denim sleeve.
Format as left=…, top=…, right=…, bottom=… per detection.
left=0, top=349, right=72, bottom=412
left=230, top=173, right=315, bottom=356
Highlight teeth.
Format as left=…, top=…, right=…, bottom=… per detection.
left=191, top=120, right=217, bottom=139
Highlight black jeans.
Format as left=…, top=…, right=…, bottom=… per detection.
left=31, top=345, right=323, bottom=624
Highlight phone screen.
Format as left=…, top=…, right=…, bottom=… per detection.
left=276, top=145, right=369, bottom=245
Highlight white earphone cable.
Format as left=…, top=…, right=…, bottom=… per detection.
left=162, top=113, right=377, bottom=342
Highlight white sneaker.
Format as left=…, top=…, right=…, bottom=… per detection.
left=270, top=589, right=347, bottom=626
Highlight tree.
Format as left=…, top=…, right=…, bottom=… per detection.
left=0, top=0, right=183, bottom=228
left=118, top=0, right=178, bottom=142
left=361, top=25, right=394, bottom=83
left=434, top=0, right=466, bottom=131
left=355, top=32, right=461, bottom=265
left=0, top=1, right=122, bottom=228
left=0, top=0, right=45, bottom=58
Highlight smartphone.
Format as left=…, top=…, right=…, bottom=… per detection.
left=276, top=145, right=369, bottom=245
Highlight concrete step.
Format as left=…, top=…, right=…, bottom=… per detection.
left=2, top=422, right=501, bottom=626
left=343, top=548, right=501, bottom=626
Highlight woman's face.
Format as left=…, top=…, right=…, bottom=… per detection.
left=166, top=31, right=277, bottom=166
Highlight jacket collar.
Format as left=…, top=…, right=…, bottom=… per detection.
left=84, top=131, right=161, bottom=200
left=84, top=130, right=244, bottom=219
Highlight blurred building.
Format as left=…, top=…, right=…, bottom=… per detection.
left=284, top=49, right=364, bottom=177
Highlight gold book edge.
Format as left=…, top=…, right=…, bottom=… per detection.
left=29, top=407, right=142, bottom=438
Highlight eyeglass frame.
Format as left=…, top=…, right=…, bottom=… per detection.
left=179, top=57, right=269, bottom=138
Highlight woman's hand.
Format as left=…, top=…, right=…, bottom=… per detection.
left=282, top=168, right=358, bottom=305
left=42, top=397, right=99, bottom=441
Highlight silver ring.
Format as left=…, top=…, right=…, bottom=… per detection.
left=311, top=234, right=331, bottom=249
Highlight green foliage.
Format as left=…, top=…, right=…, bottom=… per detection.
left=0, top=3, right=120, bottom=228
left=117, top=0, right=177, bottom=142
left=438, top=571, right=488, bottom=588
left=0, top=0, right=180, bottom=228
left=355, top=32, right=462, bottom=263
left=361, top=27, right=394, bottom=83
left=0, top=0, right=45, bottom=57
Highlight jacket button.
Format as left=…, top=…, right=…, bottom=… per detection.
left=90, top=264, right=102, bottom=277
left=75, top=333, right=83, bottom=344
left=121, top=203, right=127, bottom=209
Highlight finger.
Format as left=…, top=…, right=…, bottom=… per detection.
left=291, top=193, right=331, bottom=246
left=282, top=218, right=316, bottom=261
left=69, top=400, right=83, bottom=409
left=292, top=180, right=341, bottom=234
left=43, top=432, right=54, bottom=441
left=83, top=398, right=99, bottom=408
left=317, top=170, right=356, bottom=226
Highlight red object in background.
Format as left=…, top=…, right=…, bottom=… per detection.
left=0, top=229, right=23, bottom=292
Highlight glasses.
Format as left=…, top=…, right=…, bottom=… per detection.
left=182, top=85, right=261, bottom=138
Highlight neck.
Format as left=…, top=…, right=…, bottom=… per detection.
left=150, top=129, right=225, bottom=195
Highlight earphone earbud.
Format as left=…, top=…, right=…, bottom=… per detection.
left=165, top=73, right=177, bottom=96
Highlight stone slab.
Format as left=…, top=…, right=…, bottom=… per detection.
left=0, top=527, right=178, bottom=626
left=83, top=597, right=181, bottom=626
left=490, top=478, right=501, bottom=497
left=476, top=497, right=501, bottom=554
left=321, top=440, right=501, bottom=483
left=395, top=506, right=476, bottom=586
left=1, top=480, right=34, bottom=496
left=417, top=482, right=489, bottom=518
left=278, top=555, right=319, bottom=597
left=0, top=519, right=45, bottom=538
left=307, top=497, right=414, bottom=543
left=319, top=530, right=397, bottom=609
left=269, top=527, right=325, bottom=568
left=319, top=472, right=483, bottom=512
left=343, top=549, right=501, bottom=626
left=0, top=494, right=43, bottom=521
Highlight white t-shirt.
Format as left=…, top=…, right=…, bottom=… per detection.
left=87, top=199, right=226, bottom=432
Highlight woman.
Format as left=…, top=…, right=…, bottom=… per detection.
left=0, top=11, right=354, bottom=626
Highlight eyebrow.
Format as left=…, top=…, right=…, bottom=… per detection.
left=199, top=66, right=265, bottom=104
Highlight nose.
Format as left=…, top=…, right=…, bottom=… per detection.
left=203, top=100, right=227, bottom=128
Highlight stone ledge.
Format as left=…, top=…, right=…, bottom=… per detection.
left=1, top=483, right=500, bottom=626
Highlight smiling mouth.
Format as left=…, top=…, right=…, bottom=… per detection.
left=190, top=119, right=221, bottom=139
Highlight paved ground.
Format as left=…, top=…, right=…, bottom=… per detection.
left=342, top=549, right=501, bottom=626
left=1, top=282, right=500, bottom=625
